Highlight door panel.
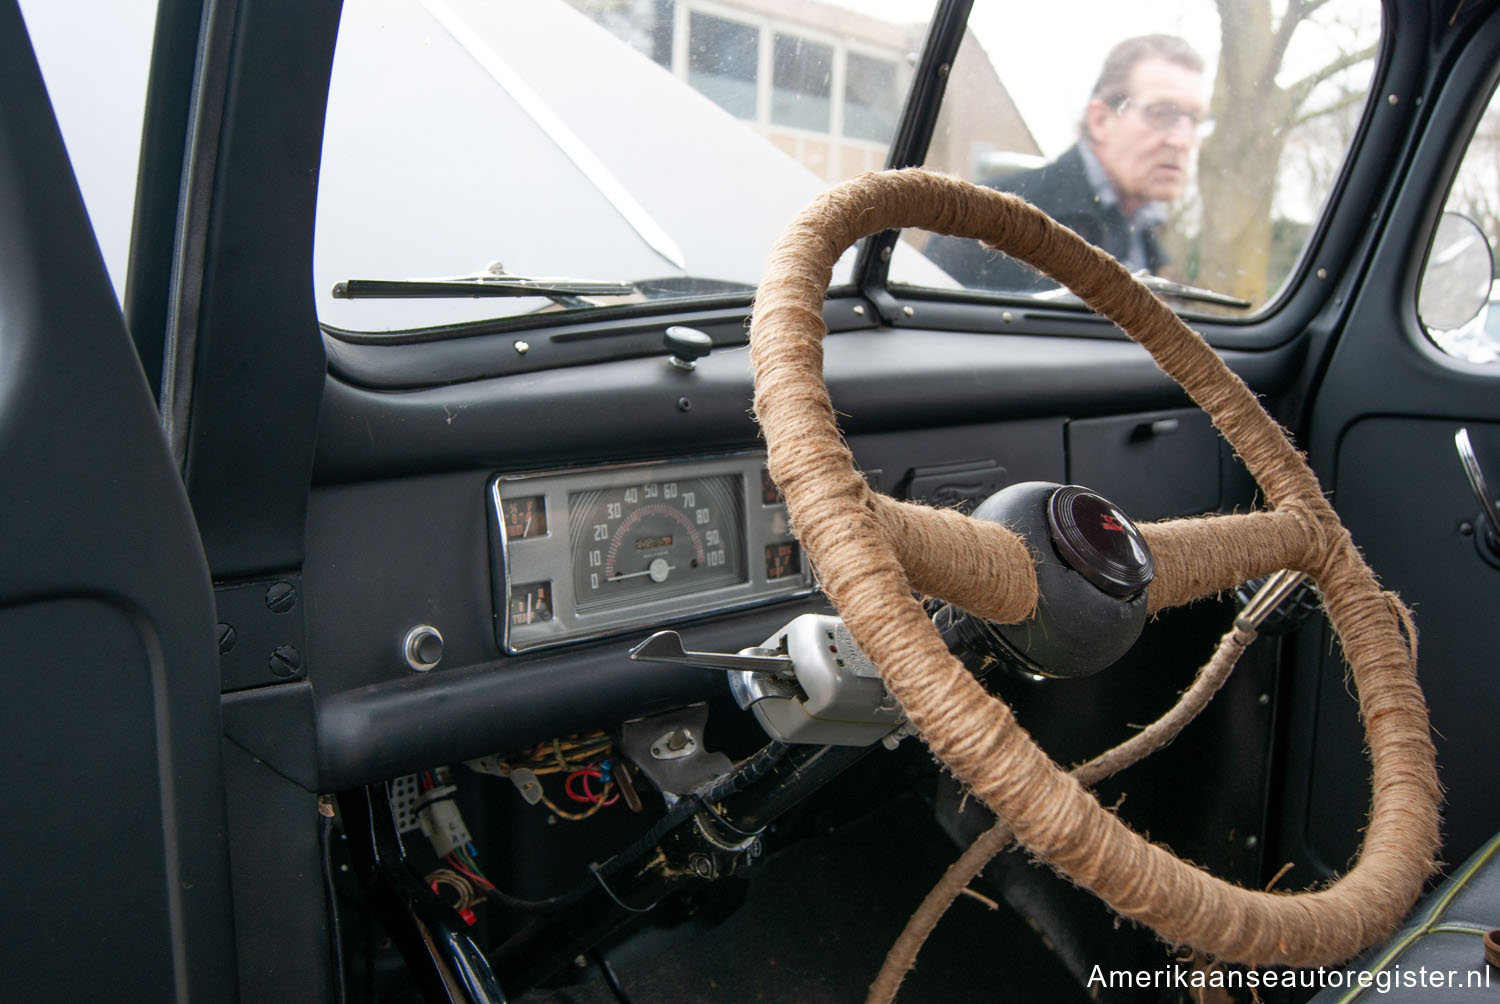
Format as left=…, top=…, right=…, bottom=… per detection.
left=1288, top=7, right=1500, bottom=879
left=0, top=2, right=236, bottom=997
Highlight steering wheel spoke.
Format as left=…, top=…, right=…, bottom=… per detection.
left=869, top=494, right=1037, bottom=622
left=1139, top=507, right=1322, bottom=612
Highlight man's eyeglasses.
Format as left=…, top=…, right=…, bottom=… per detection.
left=1116, top=99, right=1211, bottom=136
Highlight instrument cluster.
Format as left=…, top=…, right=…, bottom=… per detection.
left=490, top=454, right=813, bottom=652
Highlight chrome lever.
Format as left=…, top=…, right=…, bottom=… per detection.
left=628, top=630, right=796, bottom=678
left=1235, top=569, right=1311, bottom=633
left=1455, top=427, right=1500, bottom=549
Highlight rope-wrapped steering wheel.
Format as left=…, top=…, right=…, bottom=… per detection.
left=749, top=168, right=1439, bottom=966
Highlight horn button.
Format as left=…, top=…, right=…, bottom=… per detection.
left=946, top=482, right=1154, bottom=679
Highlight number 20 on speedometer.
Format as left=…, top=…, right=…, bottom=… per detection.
left=568, top=475, right=746, bottom=612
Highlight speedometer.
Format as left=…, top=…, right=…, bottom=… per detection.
left=569, top=475, right=746, bottom=612
left=490, top=455, right=811, bottom=653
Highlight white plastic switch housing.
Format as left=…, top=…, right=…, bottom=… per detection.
left=417, top=798, right=472, bottom=858
left=728, top=613, right=902, bottom=746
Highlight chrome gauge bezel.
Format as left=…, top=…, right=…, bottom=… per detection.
left=490, top=453, right=813, bottom=653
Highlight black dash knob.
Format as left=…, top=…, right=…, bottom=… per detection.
left=665, top=326, right=713, bottom=370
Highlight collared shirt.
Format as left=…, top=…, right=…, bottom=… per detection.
left=1077, top=141, right=1165, bottom=273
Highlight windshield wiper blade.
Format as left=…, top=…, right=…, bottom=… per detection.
left=333, top=274, right=639, bottom=300
left=1130, top=273, right=1252, bottom=309
left=1028, top=271, right=1252, bottom=310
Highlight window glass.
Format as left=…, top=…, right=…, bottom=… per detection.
left=17, top=0, right=158, bottom=304
left=690, top=11, right=759, bottom=120
left=1422, top=84, right=1500, bottom=365
left=845, top=52, right=900, bottom=145
left=891, top=0, right=1381, bottom=319
left=315, top=0, right=934, bottom=333
left=772, top=34, right=833, bottom=132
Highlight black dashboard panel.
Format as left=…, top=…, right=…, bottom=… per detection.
left=302, top=419, right=1068, bottom=695
left=303, top=316, right=1289, bottom=791
left=299, top=406, right=1248, bottom=792
left=313, top=327, right=1299, bottom=486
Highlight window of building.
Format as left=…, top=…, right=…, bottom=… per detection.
left=688, top=10, right=759, bottom=120
left=772, top=33, right=833, bottom=132
left=844, top=51, right=899, bottom=144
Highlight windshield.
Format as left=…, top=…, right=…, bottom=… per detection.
left=315, top=0, right=938, bottom=332
left=315, top=0, right=1380, bottom=333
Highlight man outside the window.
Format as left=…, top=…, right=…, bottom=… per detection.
left=925, top=34, right=1207, bottom=291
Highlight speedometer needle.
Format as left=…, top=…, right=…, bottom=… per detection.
left=608, top=557, right=675, bottom=583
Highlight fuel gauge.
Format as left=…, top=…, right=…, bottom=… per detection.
left=502, top=495, right=548, bottom=540
left=509, top=581, right=554, bottom=627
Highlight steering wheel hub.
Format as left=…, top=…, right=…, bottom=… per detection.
left=961, top=481, right=1152, bottom=678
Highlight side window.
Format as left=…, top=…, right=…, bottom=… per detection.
left=890, top=0, right=1381, bottom=319
left=1420, top=85, right=1500, bottom=365
left=17, top=0, right=158, bottom=304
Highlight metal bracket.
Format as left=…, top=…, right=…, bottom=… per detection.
left=618, top=703, right=733, bottom=796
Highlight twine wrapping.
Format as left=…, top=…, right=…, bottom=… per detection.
left=748, top=169, right=1439, bottom=967
left=868, top=622, right=1257, bottom=1004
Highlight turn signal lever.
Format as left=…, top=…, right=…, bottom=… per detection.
left=630, top=615, right=906, bottom=748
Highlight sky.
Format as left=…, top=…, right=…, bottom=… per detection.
left=18, top=0, right=158, bottom=302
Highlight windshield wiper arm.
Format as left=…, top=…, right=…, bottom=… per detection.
left=332, top=263, right=638, bottom=302
left=1027, top=271, right=1252, bottom=310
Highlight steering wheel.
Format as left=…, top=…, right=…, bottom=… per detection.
left=748, top=169, right=1439, bottom=967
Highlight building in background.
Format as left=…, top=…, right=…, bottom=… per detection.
left=570, top=0, right=1038, bottom=184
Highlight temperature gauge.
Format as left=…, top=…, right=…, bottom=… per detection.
left=510, top=581, right=554, bottom=627
left=502, top=495, right=548, bottom=540
left=765, top=541, right=801, bottom=580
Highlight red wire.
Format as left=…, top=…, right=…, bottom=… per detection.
left=446, top=853, right=497, bottom=891
left=565, top=767, right=603, bottom=803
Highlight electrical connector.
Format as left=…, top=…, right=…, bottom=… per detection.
left=417, top=797, right=472, bottom=858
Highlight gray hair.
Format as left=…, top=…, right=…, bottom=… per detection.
left=1079, top=34, right=1204, bottom=137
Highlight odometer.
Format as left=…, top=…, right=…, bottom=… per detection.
left=568, top=475, right=746, bottom=613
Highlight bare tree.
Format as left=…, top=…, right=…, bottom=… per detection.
left=1194, top=0, right=1375, bottom=305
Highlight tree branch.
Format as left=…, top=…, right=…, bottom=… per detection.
left=1266, top=0, right=1336, bottom=98
left=1285, top=43, right=1378, bottom=110
left=1291, top=89, right=1369, bottom=128
left=1268, top=0, right=1313, bottom=77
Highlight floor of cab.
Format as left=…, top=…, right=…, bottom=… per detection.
left=514, top=787, right=1088, bottom=1004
